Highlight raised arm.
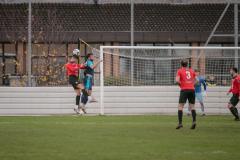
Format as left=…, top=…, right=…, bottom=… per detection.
left=92, top=60, right=102, bottom=69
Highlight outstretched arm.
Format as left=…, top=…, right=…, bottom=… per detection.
left=92, top=60, right=102, bottom=69
left=78, top=64, right=86, bottom=69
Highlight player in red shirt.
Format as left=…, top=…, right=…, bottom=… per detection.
left=227, top=67, right=240, bottom=121
left=175, top=59, right=197, bottom=129
left=65, top=50, right=86, bottom=114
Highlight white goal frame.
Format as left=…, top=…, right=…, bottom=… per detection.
left=99, top=46, right=240, bottom=115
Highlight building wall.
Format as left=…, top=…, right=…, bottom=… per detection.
left=0, top=41, right=236, bottom=86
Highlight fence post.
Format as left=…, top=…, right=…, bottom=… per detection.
left=27, top=1, right=32, bottom=87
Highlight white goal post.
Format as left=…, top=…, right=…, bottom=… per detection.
left=99, top=46, right=240, bottom=115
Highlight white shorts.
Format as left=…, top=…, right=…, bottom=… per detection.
left=195, top=92, right=203, bottom=102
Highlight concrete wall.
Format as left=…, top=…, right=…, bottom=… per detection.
left=0, top=86, right=231, bottom=115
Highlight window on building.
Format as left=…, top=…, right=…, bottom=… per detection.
left=32, top=43, right=67, bottom=86
left=0, top=43, right=18, bottom=86
left=4, top=43, right=17, bottom=76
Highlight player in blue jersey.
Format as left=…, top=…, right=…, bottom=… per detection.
left=187, top=69, right=207, bottom=116
left=79, top=53, right=102, bottom=113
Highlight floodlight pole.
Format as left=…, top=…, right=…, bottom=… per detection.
left=234, top=4, right=238, bottom=68
left=27, top=1, right=32, bottom=87
left=130, top=0, right=134, bottom=86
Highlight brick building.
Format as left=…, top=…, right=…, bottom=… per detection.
left=0, top=0, right=239, bottom=86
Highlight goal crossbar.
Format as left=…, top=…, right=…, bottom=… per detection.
left=100, top=46, right=240, bottom=50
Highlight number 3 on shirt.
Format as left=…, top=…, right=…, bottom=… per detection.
left=186, top=71, right=191, bottom=79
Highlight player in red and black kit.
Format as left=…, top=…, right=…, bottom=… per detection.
left=65, top=54, right=86, bottom=114
left=175, top=59, right=197, bottom=129
left=227, top=67, right=240, bottom=121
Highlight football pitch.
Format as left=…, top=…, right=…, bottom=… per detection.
left=0, top=115, right=239, bottom=160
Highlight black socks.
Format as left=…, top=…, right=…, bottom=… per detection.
left=76, top=95, right=80, bottom=105
left=191, top=109, right=196, bottom=122
left=230, top=107, right=239, bottom=119
left=81, top=94, right=88, bottom=105
left=178, top=110, right=183, bottom=124
left=233, top=107, right=239, bottom=119
left=177, top=109, right=197, bottom=129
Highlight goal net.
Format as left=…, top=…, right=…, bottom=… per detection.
left=98, top=46, right=240, bottom=115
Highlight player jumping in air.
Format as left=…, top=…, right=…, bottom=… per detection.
left=227, top=67, right=240, bottom=121
left=176, top=59, right=197, bottom=129
left=79, top=53, right=102, bottom=112
left=65, top=49, right=86, bottom=114
left=187, top=69, right=207, bottom=116
left=83, top=70, right=98, bottom=103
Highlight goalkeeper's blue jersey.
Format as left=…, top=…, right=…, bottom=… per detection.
left=195, top=76, right=207, bottom=93
left=85, top=60, right=94, bottom=75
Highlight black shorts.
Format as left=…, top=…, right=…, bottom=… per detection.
left=229, top=94, right=239, bottom=107
left=69, top=75, right=81, bottom=89
left=179, top=90, right=195, bottom=104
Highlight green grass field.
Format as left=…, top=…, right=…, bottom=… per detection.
left=0, top=115, right=239, bottom=160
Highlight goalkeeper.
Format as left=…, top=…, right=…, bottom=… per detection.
left=187, top=69, right=207, bottom=116
left=80, top=53, right=102, bottom=112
